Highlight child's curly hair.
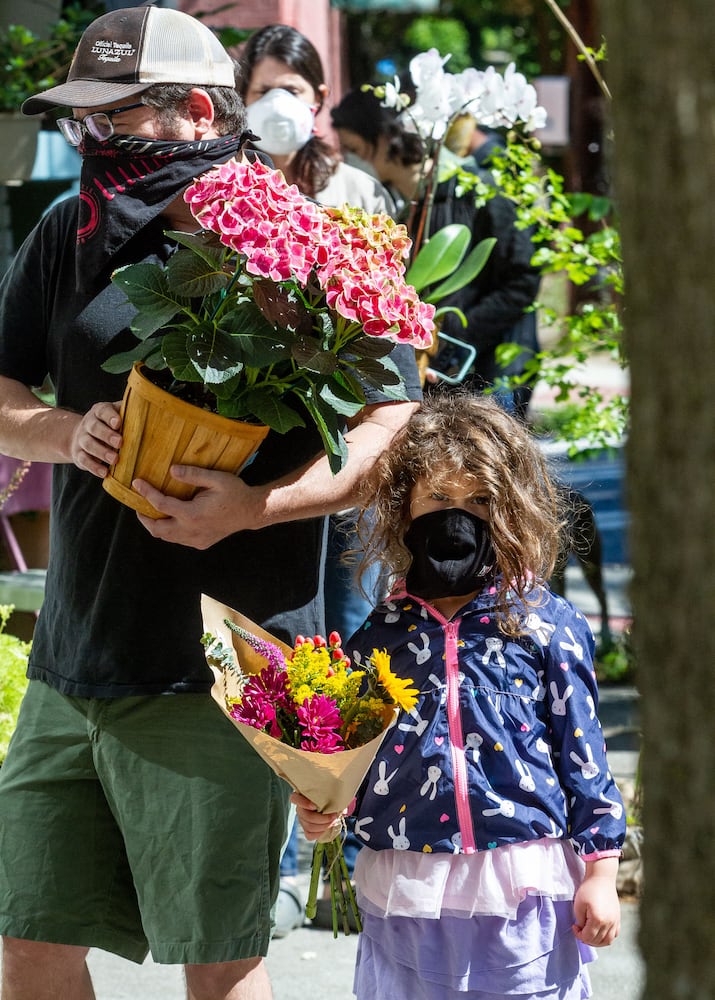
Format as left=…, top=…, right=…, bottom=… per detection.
left=355, top=391, right=568, bottom=635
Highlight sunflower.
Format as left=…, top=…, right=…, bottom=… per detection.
left=370, top=648, right=420, bottom=713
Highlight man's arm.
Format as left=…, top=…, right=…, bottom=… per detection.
left=0, top=374, right=122, bottom=477
left=133, top=399, right=419, bottom=549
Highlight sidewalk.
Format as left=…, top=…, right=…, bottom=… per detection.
left=78, top=899, right=643, bottom=999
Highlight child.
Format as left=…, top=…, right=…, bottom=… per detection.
left=294, top=392, right=625, bottom=1000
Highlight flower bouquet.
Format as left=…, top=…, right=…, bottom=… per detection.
left=200, top=594, right=418, bottom=936
left=102, top=157, right=435, bottom=486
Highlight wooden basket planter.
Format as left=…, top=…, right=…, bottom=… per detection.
left=103, top=363, right=269, bottom=519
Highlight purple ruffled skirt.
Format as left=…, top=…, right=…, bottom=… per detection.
left=353, top=895, right=595, bottom=1000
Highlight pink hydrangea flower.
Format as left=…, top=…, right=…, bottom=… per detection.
left=184, top=158, right=436, bottom=349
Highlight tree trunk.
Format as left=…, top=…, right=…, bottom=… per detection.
left=601, top=2, right=715, bottom=996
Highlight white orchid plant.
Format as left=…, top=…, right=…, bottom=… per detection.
left=367, top=51, right=547, bottom=377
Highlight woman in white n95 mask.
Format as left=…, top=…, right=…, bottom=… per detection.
left=238, top=23, right=394, bottom=214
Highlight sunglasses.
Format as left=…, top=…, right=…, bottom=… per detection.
left=56, top=102, right=145, bottom=146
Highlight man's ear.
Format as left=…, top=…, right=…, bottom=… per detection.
left=187, top=88, right=215, bottom=135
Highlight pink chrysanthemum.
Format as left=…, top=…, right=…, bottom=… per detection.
left=229, top=663, right=291, bottom=739
left=296, top=694, right=344, bottom=754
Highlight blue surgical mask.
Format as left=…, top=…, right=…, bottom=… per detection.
left=245, top=88, right=315, bottom=156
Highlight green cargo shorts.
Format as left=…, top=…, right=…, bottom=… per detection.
left=0, top=680, right=291, bottom=964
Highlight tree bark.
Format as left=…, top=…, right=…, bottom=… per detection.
left=601, top=2, right=715, bottom=996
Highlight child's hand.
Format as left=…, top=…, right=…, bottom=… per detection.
left=572, top=856, right=621, bottom=947
left=290, top=792, right=345, bottom=843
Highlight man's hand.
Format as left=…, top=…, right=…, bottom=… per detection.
left=132, top=399, right=420, bottom=549
left=69, top=402, right=122, bottom=478
left=133, top=465, right=257, bottom=549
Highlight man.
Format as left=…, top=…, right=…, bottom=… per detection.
left=0, top=7, right=421, bottom=999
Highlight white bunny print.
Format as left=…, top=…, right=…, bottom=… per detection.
left=514, top=759, right=536, bottom=792
left=559, top=626, right=584, bottom=660
left=387, top=817, right=410, bottom=850
left=450, top=832, right=463, bottom=854
left=354, top=816, right=374, bottom=842
left=525, top=613, right=556, bottom=645
left=569, top=743, right=600, bottom=779
left=532, top=670, right=546, bottom=702
left=384, top=601, right=401, bottom=624
left=549, top=680, right=574, bottom=716
left=535, top=736, right=552, bottom=758
left=586, top=694, right=596, bottom=720
left=488, top=692, right=504, bottom=724
left=428, top=673, right=447, bottom=706
left=482, top=636, right=506, bottom=668
left=407, top=632, right=431, bottom=665
left=543, top=817, right=561, bottom=838
left=593, top=791, right=623, bottom=819
left=465, top=731, right=483, bottom=761
left=420, top=765, right=442, bottom=801
left=398, top=707, right=429, bottom=737
left=482, top=789, right=516, bottom=818
left=373, top=760, right=398, bottom=795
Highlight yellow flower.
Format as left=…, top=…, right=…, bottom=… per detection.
left=371, top=648, right=419, bottom=713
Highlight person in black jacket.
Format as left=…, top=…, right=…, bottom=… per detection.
left=331, top=87, right=541, bottom=410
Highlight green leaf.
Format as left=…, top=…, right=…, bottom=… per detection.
left=166, top=247, right=231, bottom=298
left=341, top=335, right=394, bottom=360
left=405, top=224, right=471, bottom=292
left=301, top=391, right=348, bottom=474
left=187, top=326, right=245, bottom=386
left=165, top=229, right=227, bottom=265
left=160, top=329, right=205, bottom=383
left=220, top=303, right=295, bottom=368
left=318, top=377, right=366, bottom=418
left=345, top=355, right=408, bottom=400
left=292, top=337, right=339, bottom=375
left=111, top=263, right=187, bottom=338
left=221, top=387, right=305, bottom=434
left=100, top=338, right=163, bottom=373
left=433, top=305, right=468, bottom=328
left=424, top=237, right=496, bottom=303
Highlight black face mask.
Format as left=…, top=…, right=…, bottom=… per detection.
left=404, top=508, right=494, bottom=600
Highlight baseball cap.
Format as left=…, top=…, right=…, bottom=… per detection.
left=22, top=5, right=236, bottom=115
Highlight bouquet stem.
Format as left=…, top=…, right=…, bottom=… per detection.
left=305, top=834, right=362, bottom=937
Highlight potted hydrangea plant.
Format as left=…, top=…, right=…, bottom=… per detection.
left=101, top=156, right=435, bottom=516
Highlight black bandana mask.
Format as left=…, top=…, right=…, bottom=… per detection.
left=404, top=507, right=494, bottom=601
left=74, top=131, right=257, bottom=294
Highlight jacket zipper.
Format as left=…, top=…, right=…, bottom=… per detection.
left=445, top=619, right=477, bottom=854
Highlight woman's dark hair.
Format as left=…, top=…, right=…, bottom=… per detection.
left=330, top=87, right=424, bottom=167
left=238, top=24, right=336, bottom=197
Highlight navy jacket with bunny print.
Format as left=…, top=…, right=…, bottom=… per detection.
left=348, top=581, right=625, bottom=858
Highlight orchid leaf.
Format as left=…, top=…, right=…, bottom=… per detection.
left=424, top=237, right=496, bottom=303
left=405, top=224, right=471, bottom=292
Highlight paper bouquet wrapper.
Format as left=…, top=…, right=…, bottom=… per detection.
left=201, top=594, right=395, bottom=814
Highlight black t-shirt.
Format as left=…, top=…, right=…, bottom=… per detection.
left=0, top=198, right=422, bottom=697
